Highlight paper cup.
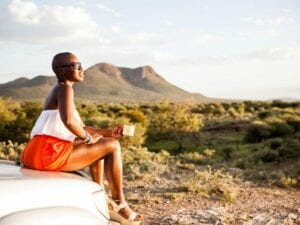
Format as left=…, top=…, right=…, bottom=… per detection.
left=122, top=125, right=135, bottom=136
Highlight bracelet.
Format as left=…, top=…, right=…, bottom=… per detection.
left=81, top=130, right=91, bottom=143
left=84, top=133, right=93, bottom=144
left=82, top=130, right=92, bottom=144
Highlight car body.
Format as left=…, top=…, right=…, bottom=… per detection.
left=0, top=160, right=114, bottom=225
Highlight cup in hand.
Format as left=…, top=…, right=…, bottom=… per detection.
left=122, top=125, right=135, bottom=136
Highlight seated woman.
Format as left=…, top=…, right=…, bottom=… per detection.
left=21, top=52, right=141, bottom=225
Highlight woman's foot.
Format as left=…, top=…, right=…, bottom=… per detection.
left=109, top=199, right=142, bottom=225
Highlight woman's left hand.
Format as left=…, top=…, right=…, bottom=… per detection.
left=111, top=125, right=123, bottom=138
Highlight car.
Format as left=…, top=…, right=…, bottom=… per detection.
left=0, top=160, right=118, bottom=225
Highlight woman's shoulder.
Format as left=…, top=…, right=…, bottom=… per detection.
left=55, top=84, right=74, bottom=98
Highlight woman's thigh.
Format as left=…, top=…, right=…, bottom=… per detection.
left=60, top=137, right=120, bottom=171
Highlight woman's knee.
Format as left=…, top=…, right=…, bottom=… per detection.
left=101, top=138, right=121, bottom=153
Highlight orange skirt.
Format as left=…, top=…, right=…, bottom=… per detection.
left=21, top=135, right=73, bottom=171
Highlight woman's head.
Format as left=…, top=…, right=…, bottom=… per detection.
left=52, top=52, right=84, bottom=83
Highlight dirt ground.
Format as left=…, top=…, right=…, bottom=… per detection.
left=123, top=181, right=300, bottom=225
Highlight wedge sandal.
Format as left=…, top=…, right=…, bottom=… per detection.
left=109, top=200, right=141, bottom=225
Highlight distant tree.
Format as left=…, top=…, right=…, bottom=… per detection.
left=148, top=104, right=203, bottom=152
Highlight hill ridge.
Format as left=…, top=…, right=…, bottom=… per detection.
left=0, top=62, right=212, bottom=102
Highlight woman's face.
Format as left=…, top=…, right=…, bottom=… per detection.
left=58, top=54, right=85, bottom=83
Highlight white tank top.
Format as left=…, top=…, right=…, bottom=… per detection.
left=30, top=109, right=82, bottom=142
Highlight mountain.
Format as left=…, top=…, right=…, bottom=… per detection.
left=0, top=63, right=213, bottom=102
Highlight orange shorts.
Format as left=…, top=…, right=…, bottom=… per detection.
left=21, top=135, right=73, bottom=171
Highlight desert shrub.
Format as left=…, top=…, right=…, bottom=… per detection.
left=0, top=101, right=42, bottom=143
left=227, top=107, right=238, bottom=118
left=0, top=141, right=25, bottom=161
left=147, top=104, right=203, bottom=152
left=287, top=117, right=300, bottom=132
left=246, top=170, right=269, bottom=181
left=221, top=147, right=234, bottom=160
left=235, top=158, right=254, bottom=169
left=258, top=110, right=274, bottom=120
left=183, top=167, right=239, bottom=202
left=244, top=121, right=273, bottom=143
left=268, top=138, right=283, bottom=149
left=84, top=116, right=113, bottom=129
left=178, top=149, right=215, bottom=164
left=271, top=100, right=300, bottom=109
left=120, top=110, right=148, bottom=126
left=279, top=176, right=298, bottom=188
left=252, top=148, right=279, bottom=163
left=270, top=121, right=294, bottom=137
left=178, top=152, right=205, bottom=164
left=277, top=138, right=300, bottom=158
left=122, top=146, right=169, bottom=181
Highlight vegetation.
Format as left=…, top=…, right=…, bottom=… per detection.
left=0, top=97, right=299, bottom=201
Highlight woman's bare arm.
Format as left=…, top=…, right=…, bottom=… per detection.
left=57, top=85, right=86, bottom=139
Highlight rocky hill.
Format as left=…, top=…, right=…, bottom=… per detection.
left=0, top=63, right=213, bottom=102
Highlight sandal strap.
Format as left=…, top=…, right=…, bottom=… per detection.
left=128, top=212, right=138, bottom=221
left=111, top=200, right=128, bottom=212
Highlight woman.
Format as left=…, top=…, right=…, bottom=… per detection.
left=21, top=52, right=141, bottom=225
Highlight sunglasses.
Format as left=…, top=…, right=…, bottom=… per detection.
left=58, top=62, right=82, bottom=70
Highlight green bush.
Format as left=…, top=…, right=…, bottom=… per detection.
left=268, top=138, right=283, bottom=149
left=244, top=121, right=273, bottom=143
left=221, top=147, right=234, bottom=160
left=258, top=110, right=274, bottom=120
left=253, top=149, right=279, bottom=163
left=278, top=138, right=300, bottom=158
left=270, top=122, right=294, bottom=138
left=287, top=117, right=300, bottom=132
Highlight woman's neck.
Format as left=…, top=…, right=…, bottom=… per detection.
left=58, top=80, right=73, bottom=86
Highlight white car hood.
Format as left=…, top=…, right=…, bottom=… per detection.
left=0, top=161, right=108, bottom=221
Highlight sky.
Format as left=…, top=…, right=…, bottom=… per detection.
left=0, top=0, right=299, bottom=100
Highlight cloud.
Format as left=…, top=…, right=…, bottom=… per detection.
left=148, top=47, right=300, bottom=69
left=192, top=33, right=224, bottom=45
left=9, top=0, right=40, bottom=24
left=174, top=28, right=224, bottom=45
left=242, top=16, right=295, bottom=26
left=238, top=30, right=280, bottom=37
left=242, top=47, right=299, bottom=61
left=123, top=32, right=167, bottom=45
left=0, top=0, right=107, bottom=45
left=164, top=20, right=173, bottom=26
left=94, top=3, right=120, bottom=17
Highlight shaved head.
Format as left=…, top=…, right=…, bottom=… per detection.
left=52, top=52, right=76, bottom=74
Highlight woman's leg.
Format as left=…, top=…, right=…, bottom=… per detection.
left=90, top=159, right=104, bottom=185
left=61, top=138, right=123, bottom=200
left=60, top=138, right=140, bottom=220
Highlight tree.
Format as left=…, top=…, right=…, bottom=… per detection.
left=148, top=104, right=203, bottom=152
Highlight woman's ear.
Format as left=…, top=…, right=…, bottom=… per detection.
left=58, top=68, right=65, bottom=75
left=56, top=70, right=65, bottom=80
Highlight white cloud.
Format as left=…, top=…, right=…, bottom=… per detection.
left=9, top=0, right=40, bottom=24
left=242, top=16, right=295, bottom=26
left=238, top=30, right=280, bottom=37
left=242, top=47, right=299, bottom=61
left=148, top=47, right=300, bottom=69
left=174, top=28, right=224, bottom=45
left=282, top=9, right=291, bottom=13
left=124, top=32, right=166, bottom=45
left=94, top=3, right=120, bottom=17
left=164, top=20, right=173, bottom=26
left=192, top=33, right=223, bottom=45
left=111, top=26, right=121, bottom=33
left=0, top=0, right=105, bottom=45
